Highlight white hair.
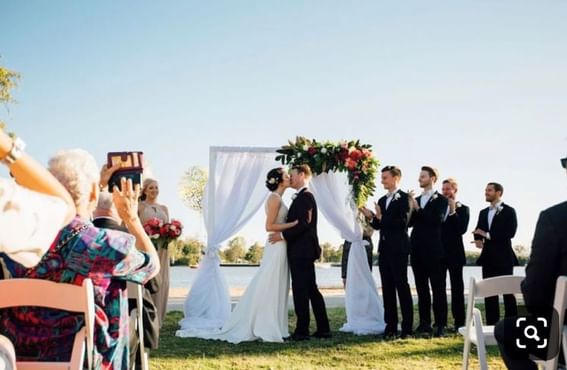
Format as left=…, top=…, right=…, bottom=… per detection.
left=96, top=191, right=115, bottom=211
left=48, top=149, right=100, bottom=208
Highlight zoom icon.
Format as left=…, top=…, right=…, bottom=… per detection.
left=515, top=317, right=548, bottom=349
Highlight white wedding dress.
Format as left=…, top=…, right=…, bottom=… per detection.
left=176, top=193, right=290, bottom=343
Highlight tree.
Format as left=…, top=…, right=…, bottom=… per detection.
left=170, top=237, right=203, bottom=266
left=223, top=236, right=247, bottom=263
left=0, top=65, right=20, bottom=129
left=320, top=242, right=341, bottom=263
left=178, top=166, right=208, bottom=213
left=244, top=242, right=264, bottom=264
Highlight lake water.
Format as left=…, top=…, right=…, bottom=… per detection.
left=171, top=265, right=526, bottom=290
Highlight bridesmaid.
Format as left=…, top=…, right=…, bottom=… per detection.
left=139, top=178, right=170, bottom=327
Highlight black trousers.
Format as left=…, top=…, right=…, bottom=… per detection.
left=482, top=264, right=517, bottom=325
left=445, top=263, right=465, bottom=328
left=411, top=254, right=447, bottom=328
left=379, top=253, right=413, bottom=333
left=289, top=258, right=330, bottom=336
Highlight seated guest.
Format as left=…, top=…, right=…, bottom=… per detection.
left=0, top=149, right=159, bottom=370
left=93, top=192, right=160, bottom=369
left=495, top=154, right=567, bottom=369
left=0, top=130, right=75, bottom=268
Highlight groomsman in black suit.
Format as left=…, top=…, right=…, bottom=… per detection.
left=440, top=178, right=469, bottom=331
left=361, top=165, right=413, bottom=338
left=409, top=166, right=449, bottom=337
left=473, top=182, right=518, bottom=325
left=270, top=164, right=330, bottom=340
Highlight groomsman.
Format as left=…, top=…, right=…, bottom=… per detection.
left=409, top=166, right=448, bottom=337
left=440, top=178, right=469, bottom=331
left=361, top=166, right=413, bottom=339
left=473, top=182, right=518, bottom=325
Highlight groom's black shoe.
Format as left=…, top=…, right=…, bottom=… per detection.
left=290, top=333, right=310, bottom=341
left=311, top=331, right=332, bottom=339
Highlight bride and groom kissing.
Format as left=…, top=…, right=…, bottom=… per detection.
left=177, top=164, right=330, bottom=343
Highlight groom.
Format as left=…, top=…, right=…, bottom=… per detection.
left=269, top=164, right=330, bottom=341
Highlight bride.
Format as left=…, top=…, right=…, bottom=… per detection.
left=176, top=167, right=298, bottom=343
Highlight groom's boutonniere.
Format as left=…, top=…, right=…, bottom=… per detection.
left=456, top=201, right=462, bottom=208
left=292, top=193, right=299, bottom=201
left=496, top=204, right=504, bottom=215
left=432, top=193, right=438, bottom=200
left=393, top=193, right=401, bottom=201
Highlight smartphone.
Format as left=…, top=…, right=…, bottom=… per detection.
left=107, top=151, right=144, bottom=192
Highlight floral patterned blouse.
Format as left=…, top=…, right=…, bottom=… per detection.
left=0, top=216, right=158, bottom=370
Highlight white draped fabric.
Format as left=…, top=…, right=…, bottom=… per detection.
left=178, top=147, right=280, bottom=332
left=310, top=172, right=385, bottom=335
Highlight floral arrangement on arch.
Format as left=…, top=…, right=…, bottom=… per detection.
left=143, top=217, right=184, bottom=249
left=275, top=136, right=379, bottom=207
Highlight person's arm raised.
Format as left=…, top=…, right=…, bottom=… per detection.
left=112, top=177, right=160, bottom=279
left=1, top=131, right=75, bottom=224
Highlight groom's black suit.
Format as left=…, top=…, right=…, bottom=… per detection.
left=409, top=191, right=449, bottom=331
left=283, top=187, right=330, bottom=337
left=370, top=190, right=413, bottom=335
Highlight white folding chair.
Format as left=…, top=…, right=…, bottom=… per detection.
left=127, top=282, right=149, bottom=370
left=0, top=278, right=95, bottom=370
left=541, top=276, right=567, bottom=370
left=459, top=275, right=524, bottom=370
left=0, top=335, right=16, bottom=370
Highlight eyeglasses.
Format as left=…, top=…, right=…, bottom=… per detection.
left=562, top=157, right=567, bottom=169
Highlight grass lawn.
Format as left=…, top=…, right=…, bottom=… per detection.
left=150, top=307, right=507, bottom=369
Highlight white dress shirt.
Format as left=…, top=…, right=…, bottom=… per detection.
left=487, top=201, right=503, bottom=231
left=419, top=189, right=435, bottom=209
left=385, top=188, right=399, bottom=210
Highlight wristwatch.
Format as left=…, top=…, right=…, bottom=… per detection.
left=1, top=136, right=26, bottom=165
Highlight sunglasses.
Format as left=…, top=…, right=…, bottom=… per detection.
left=562, top=157, right=567, bottom=169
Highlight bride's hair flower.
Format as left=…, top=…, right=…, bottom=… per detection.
left=268, top=178, right=276, bottom=184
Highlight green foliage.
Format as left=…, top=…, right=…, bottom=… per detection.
left=222, top=236, right=247, bottom=263
left=276, top=136, right=379, bottom=207
left=0, top=65, right=20, bottom=129
left=320, top=242, right=342, bottom=263
left=178, top=166, right=208, bottom=213
left=170, top=237, right=203, bottom=266
left=244, top=242, right=264, bottom=264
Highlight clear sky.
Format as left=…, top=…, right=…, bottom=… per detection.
left=1, top=1, right=566, bottom=251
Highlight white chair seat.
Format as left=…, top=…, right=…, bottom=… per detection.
left=459, top=325, right=497, bottom=346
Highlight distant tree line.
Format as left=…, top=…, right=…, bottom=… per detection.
left=169, top=236, right=530, bottom=267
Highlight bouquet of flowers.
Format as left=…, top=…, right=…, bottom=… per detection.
left=143, top=217, right=184, bottom=249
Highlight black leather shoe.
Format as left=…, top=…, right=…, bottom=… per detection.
left=311, top=331, right=332, bottom=339
left=433, top=326, right=446, bottom=338
left=382, top=330, right=398, bottom=340
left=290, top=333, right=310, bottom=341
left=400, top=331, right=412, bottom=339
left=415, top=324, right=433, bottom=336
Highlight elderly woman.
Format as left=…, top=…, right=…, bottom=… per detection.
left=0, top=149, right=159, bottom=370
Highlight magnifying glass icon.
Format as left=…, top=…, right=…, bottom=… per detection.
left=524, top=325, right=540, bottom=341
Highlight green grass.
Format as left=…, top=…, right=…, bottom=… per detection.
left=149, top=308, right=507, bottom=369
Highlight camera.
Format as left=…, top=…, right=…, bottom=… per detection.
left=107, top=151, right=144, bottom=192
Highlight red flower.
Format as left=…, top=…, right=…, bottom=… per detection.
left=308, top=147, right=317, bottom=156
left=349, top=149, right=363, bottom=162
left=345, top=158, right=358, bottom=170
left=339, top=148, right=349, bottom=161
left=361, top=148, right=372, bottom=159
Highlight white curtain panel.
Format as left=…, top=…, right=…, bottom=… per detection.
left=310, top=172, right=385, bottom=335
left=177, top=147, right=279, bottom=334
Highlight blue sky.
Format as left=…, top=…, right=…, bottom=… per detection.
left=1, top=1, right=566, bottom=250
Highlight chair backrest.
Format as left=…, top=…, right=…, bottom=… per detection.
left=473, top=275, right=524, bottom=299
left=544, top=276, right=567, bottom=370
left=127, top=281, right=148, bottom=370
left=0, top=278, right=95, bottom=369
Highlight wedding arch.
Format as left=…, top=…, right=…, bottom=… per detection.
left=178, top=138, right=385, bottom=335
